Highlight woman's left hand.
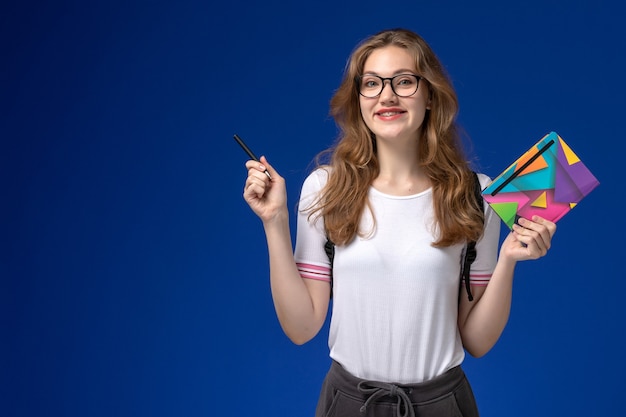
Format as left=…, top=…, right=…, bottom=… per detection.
left=500, top=216, right=557, bottom=261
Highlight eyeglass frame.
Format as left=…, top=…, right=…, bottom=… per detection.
left=355, top=73, right=423, bottom=98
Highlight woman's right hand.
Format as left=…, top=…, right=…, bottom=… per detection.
left=243, top=156, right=287, bottom=222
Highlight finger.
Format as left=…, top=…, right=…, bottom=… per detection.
left=520, top=216, right=556, bottom=239
left=531, top=215, right=557, bottom=238
left=246, top=159, right=275, bottom=185
left=259, top=156, right=279, bottom=178
left=245, top=175, right=265, bottom=189
left=244, top=183, right=266, bottom=203
left=244, top=175, right=267, bottom=198
left=245, top=159, right=270, bottom=177
left=512, top=224, right=547, bottom=257
left=517, top=217, right=552, bottom=250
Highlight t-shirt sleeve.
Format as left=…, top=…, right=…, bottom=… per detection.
left=469, top=173, right=502, bottom=286
left=294, top=169, right=332, bottom=283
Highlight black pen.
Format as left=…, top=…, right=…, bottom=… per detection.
left=233, top=134, right=272, bottom=179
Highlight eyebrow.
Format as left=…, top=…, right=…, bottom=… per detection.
left=361, top=68, right=417, bottom=76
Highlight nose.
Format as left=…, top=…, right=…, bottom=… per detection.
left=379, top=80, right=397, bottom=102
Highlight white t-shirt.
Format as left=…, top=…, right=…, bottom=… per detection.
left=294, top=168, right=501, bottom=383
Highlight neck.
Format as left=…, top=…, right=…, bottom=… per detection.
left=373, top=138, right=430, bottom=195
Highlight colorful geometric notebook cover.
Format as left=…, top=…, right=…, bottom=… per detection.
left=482, top=131, right=600, bottom=229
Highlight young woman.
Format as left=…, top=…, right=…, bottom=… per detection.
left=243, top=28, right=556, bottom=417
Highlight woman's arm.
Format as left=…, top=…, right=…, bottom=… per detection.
left=244, top=157, right=330, bottom=345
left=458, top=216, right=557, bottom=357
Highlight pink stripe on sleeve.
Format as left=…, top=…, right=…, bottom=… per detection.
left=297, top=263, right=331, bottom=283
left=469, top=273, right=491, bottom=287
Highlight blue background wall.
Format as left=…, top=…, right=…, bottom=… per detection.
left=3, top=0, right=624, bottom=416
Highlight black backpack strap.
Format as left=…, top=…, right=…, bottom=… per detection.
left=324, top=237, right=335, bottom=297
left=324, top=238, right=335, bottom=273
left=461, top=242, right=477, bottom=302
left=461, top=172, right=484, bottom=302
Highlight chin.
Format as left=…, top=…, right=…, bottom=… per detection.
left=373, top=129, right=418, bottom=142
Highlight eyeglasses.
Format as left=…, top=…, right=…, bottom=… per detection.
left=357, top=74, right=422, bottom=98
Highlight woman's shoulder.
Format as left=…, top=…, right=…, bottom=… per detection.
left=474, top=172, right=492, bottom=189
left=297, top=166, right=332, bottom=207
left=302, top=166, right=331, bottom=192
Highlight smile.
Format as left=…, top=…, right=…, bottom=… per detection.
left=375, top=110, right=406, bottom=120
left=375, top=107, right=406, bottom=118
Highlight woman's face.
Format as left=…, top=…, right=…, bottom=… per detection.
left=359, top=45, right=430, bottom=143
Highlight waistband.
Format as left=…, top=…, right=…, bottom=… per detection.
left=327, top=361, right=467, bottom=417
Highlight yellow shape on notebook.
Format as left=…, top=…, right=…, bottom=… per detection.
left=531, top=191, right=547, bottom=208
left=559, top=138, right=581, bottom=165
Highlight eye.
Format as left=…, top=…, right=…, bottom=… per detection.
left=395, top=75, right=416, bottom=86
left=361, top=77, right=380, bottom=88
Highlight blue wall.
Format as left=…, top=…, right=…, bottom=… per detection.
left=3, top=1, right=624, bottom=416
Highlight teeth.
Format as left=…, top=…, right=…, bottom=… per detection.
left=379, top=112, right=400, bottom=116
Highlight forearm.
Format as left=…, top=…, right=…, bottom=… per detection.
left=461, top=217, right=557, bottom=356
left=460, top=257, right=517, bottom=357
left=263, top=211, right=327, bottom=344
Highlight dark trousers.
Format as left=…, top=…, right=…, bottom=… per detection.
left=315, top=361, right=479, bottom=417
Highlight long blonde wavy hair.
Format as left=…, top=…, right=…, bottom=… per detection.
left=309, top=28, right=484, bottom=247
